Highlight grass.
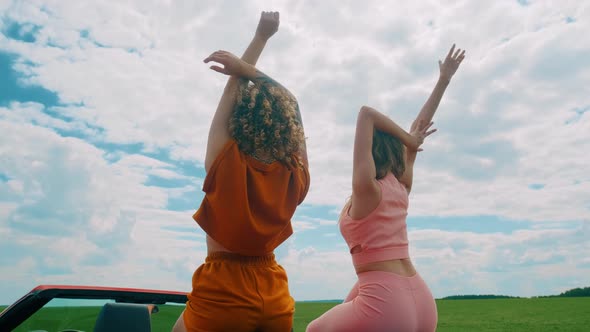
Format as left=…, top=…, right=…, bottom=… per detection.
left=293, top=301, right=339, bottom=332
left=435, top=297, right=590, bottom=332
left=2, top=297, right=590, bottom=331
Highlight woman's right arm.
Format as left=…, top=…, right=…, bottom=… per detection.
left=349, top=106, right=415, bottom=218
left=202, top=12, right=281, bottom=172
left=352, top=107, right=415, bottom=192
left=400, top=45, right=464, bottom=190
left=410, top=44, right=465, bottom=131
left=204, top=54, right=308, bottom=169
left=353, top=106, right=434, bottom=194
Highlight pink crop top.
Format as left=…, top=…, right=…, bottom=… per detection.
left=339, top=172, right=410, bottom=267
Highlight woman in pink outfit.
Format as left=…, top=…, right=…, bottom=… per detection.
left=306, top=45, right=465, bottom=332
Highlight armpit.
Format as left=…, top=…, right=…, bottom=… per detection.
left=350, top=244, right=363, bottom=254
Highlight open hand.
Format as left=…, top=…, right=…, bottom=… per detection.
left=255, top=11, right=280, bottom=41
left=203, top=50, right=249, bottom=77
left=409, top=120, right=437, bottom=151
left=439, top=44, right=466, bottom=81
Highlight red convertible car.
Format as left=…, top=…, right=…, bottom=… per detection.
left=0, top=285, right=188, bottom=332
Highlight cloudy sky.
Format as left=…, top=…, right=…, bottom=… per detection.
left=1, top=0, right=589, bottom=305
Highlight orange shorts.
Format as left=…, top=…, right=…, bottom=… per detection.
left=183, top=252, right=294, bottom=332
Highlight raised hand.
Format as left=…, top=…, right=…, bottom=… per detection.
left=439, top=44, right=466, bottom=81
left=204, top=50, right=251, bottom=77
left=409, top=120, right=437, bottom=151
left=255, top=11, right=280, bottom=41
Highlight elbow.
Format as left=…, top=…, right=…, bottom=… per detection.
left=359, top=105, right=374, bottom=115
left=358, top=105, right=375, bottom=121
left=358, top=106, right=380, bottom=130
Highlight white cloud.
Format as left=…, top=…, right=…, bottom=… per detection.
left=2, top=0, right=588, bottom=221
left=279, top=241, right=357, bottom=301
left=409, top=224, right=590, bottom=297
left=0, top=107, right=205, bottom=303
left=292, top=220, right=317, bottom=233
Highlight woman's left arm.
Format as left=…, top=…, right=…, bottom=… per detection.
left=399, top=120, right=436, bottom=193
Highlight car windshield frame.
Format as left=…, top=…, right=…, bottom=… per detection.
left=0, top=285, right=188, bottom=332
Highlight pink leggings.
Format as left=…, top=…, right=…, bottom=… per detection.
left=306, top=271, right=437, bottom=332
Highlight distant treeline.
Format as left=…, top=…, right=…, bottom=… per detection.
left=534, top=287, right=590, bottom=298
left=442, top=287, right=590, bottom=300
left=441, top=295, right=519, bottom=300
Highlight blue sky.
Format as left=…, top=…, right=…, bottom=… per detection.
left=1, top=0, right=589, bottom=304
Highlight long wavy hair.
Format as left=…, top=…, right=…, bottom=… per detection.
left=229, top=80, right=305, bottom=167
left=372, top=129, right=405, bottom=180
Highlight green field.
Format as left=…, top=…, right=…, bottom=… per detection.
left=2, top=297, right=590, bottom=331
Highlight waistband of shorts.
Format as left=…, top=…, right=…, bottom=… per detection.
left=357, top=270, right=425, bottom=290
left=205, top=251, right=276, bottom=266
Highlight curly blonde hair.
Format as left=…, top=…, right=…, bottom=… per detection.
left=230, top=80, right=305, bottom=166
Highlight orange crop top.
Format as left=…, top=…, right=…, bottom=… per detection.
left=193, top=140, right=310, bottom=256
left=339, top=172, right=410, bottom=267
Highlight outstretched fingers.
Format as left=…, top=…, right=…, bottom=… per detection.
left=421, top=121, right=434, bottom=131
left=203, top=51, right=231, bottom=74
left=203, top=50, right=229, bottom=63
left=417, top=122, right=437, bottom=152
left=425, top=127, right=437, bottom=137
left=457, top=50, right=466, bottom=63
left=446, top=44, right=456, bottom=60
left=444, top=44, right=467, bottom=64
left=421, top=121, right=437, bottom=137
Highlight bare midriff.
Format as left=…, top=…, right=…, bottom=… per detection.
left=354, top=258, right=417, bottom=277
left=206, top=235, right=233, bottom=254
left=206, top=235, right=274, bottom=255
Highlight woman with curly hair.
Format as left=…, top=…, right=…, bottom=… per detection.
left=172, top=12, right=309, bottom=332
left=306, top=44, right=465, bottom=332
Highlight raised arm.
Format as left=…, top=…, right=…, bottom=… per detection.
left=203, top=12, right=280, bottom=172
left=399, top=44, right=465, bottom=189
left=398, top=119, right=436, bottom=191
left=353, top=106, right=433, bottom=193
left=242, top=12, right=279, bottom=65
left=410, top=44, right=465, bottom=132
left=349, top=106, right=433, bottom=218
